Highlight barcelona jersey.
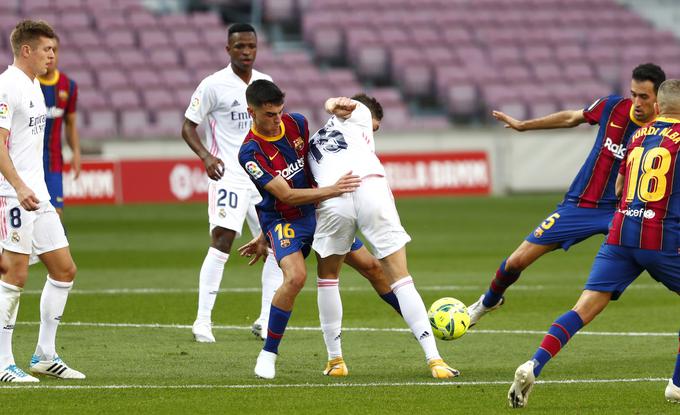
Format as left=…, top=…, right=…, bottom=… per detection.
left=563, top=95, right=644, bottom=208
left=39, top=70, right=77, bottom=174
left=238, top=113, right=315, bottom=230
left=607, top=117, right=680, bottom=251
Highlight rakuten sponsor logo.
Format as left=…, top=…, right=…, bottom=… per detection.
left=169, top=164, right=210, bottom=201
left=276, top=158, right=305, bottom=180
left=604, top=137, right=626, bottom=159
left=618, top=207, right=656, bottom=219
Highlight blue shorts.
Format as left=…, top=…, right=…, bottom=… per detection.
left=525, top=203, right=613, bottom=251
left=586, top=244, right=680, bottom=300
left=44, top=171, right=64, bottom=209
left=265, top=214, right=363, bottom=263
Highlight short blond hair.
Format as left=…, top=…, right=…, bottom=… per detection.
left=657, top=79, right=680, bottom=115
left=10, top=19, right=56, bottom=57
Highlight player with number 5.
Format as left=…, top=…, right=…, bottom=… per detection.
left=467, top=63, right=667, bottom=326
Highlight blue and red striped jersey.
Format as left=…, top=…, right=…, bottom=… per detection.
left=563, top=95, right=644, bottom=208
left=607, top=117, right=680, bottom=251
left=39, top=70, right=77, bottom=174
left=238, top=113, right=314, bottom=228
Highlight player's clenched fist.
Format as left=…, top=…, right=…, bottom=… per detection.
left=201, top=154, right=225, bottom=180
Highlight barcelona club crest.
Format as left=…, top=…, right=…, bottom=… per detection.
left=280, top=239, right=290, bottom=248
left=533, top=227, right=544, bottom=238
left=294, top=137, right=304, bottom=151
left=58, top=90, right=69, bottom=102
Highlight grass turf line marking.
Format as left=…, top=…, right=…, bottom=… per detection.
left=20, top=283, right=664, bottom=295
left=0, top=377, right=669, bottom=390
left=16, top=321, right=677, bottom=337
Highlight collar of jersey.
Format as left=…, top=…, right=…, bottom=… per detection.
left=251, top=122, right=285, bottom=142
left=628, top=104, right=645, bottom=127
left=656, top=116, right=680, bottom=124
left=38, top=70, right=60, bottom=86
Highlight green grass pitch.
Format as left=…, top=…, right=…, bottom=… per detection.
left=2, top=195, right=678, bottom=414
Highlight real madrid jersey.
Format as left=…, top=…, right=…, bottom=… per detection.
left=0, top=65, right=50, bottom=201
left=184, top=64, right=272, bottom=187
left=308, top=101, right=385, bottom=187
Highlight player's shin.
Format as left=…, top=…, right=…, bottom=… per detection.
left=317, top=278, right=343, bottom=360
left=391, top=276, right=440, bottom=361
left=483, top=259, right=520, bottom=307
left=0, top=281, right=21, bottom=368
left=196, top=247, right=228, bottom=322
left=258, top=252, right=283, bottom=327
left=380, top=291, right=402, bottom=315
left=263, top=304, right=292, bottom=354
left=673, top=330, right=680, bottom=387
left=35, top=276, right=72, bottom=360
left=531, top=310, right=584, bottom=377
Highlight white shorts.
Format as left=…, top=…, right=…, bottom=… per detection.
left=0, top=198, right=68, bottom=256
left=313, top=176, right=411, bottom=259
left=208, top=179, right=262, bottom=238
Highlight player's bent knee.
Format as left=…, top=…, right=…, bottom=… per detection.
left=51, top=262, right=77, bottom=282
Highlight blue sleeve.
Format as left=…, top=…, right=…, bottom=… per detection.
left=239, top=143, right=277, bottom=189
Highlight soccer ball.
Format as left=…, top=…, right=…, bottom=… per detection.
left=428, top=297, right=470, bottom=341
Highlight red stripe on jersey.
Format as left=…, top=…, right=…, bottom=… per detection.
left=578, top=100, right=631, bottom=208
left=640, top=137, right=680, bottom=250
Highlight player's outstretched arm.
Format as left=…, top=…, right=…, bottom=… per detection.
left=181, top=118, right=225, bottom=180
left=238, top=232, right=269, bottom=265
left=0, top=128, right=39, bottom=211
left=324, top=97, right=357, bottom=119
left=263, top=171, right=360, bottom=206
left=492, top=109, right=586, bottom=131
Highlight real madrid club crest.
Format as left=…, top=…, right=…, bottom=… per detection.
left=219, top=209, right=226, bottom=218
left=294, top=137, right=304, bottom=152
left=11, top=231, right=20, bottom=243
left=280, top=239, right=290, bottom=248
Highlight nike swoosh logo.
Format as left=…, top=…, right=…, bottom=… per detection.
left=268, top=151, right=279, bottom=161
left=609, top=122, right=623, bottom=128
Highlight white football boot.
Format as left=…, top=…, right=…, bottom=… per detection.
left=468, top=294, right=504, bottom=327
left=254, top=350, right=277, bottom=379
left=29, top=355, right=85, bottom=379
left=0, top=364, right=39, bottom=383
left=666, top=379, right=680, bottom=403
left=251, top=319, right=266, bottom=341
left=192, top=319, right=215, bottom=343
left=508, top=360, right=536, bottom=408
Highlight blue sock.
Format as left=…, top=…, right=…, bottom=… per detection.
left=263, top=304, right=291, bottom=354
left=380, top=291, right=402, bottom=316
left=673, top=330, right=680, bottom=387
left=531, top=310, right=584, bottom=377
left=483, top=259, right=521, bottom=307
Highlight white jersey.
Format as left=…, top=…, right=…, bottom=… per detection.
left=308, top=101, right=385, bottom=186
left=0, top=65, right=50, bottom=201
left=185, top=64, right=272, bottom=187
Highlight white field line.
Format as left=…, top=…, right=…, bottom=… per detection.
left=0, top=377, right=669, bottom=390
left=20, top=283, right=664, bottom=295
left=15, top=321, right=678, bottom=337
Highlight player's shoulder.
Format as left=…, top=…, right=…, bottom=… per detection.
left=285, top=112, right=308, bottom=134
left=251, top=68, right=272, bottom=82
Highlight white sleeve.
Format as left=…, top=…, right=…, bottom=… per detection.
left=184, top=79, right=216, bottom=125
left=345, top=101, right=373, bottom=130
left=0, top=84, right=18, bottom=132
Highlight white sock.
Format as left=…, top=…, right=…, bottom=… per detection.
left=391, top=276, right=441, bottom=362
left=196, top=247, right=228, bottom=322
left=258, top=251, right=283, bottom=327
left=317, top=278, right=343, bottom=359
left=35, top=276, right=73, bottom=360
left=0, top=281, right=21, bottom=368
